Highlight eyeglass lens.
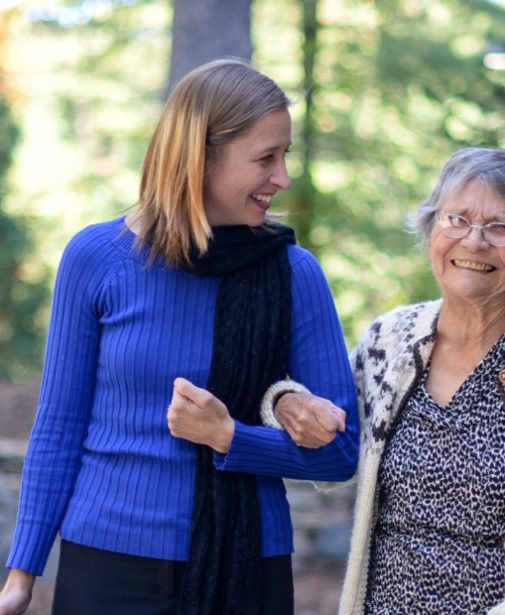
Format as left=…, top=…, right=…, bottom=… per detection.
left=438, top=214, right=505, bottom=246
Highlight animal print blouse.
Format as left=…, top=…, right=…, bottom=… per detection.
left=365, top=333, right=505, bottom=615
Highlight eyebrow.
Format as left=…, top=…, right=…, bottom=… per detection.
left=448, top=209, right=505, bottom=224
left=257, top=141, right=293, bottom=152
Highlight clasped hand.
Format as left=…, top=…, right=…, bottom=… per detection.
left=167, top=378, right=235, bottom=453
left=274, top=392, right=346, bottom=449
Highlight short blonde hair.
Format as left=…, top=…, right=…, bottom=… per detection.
left=136, top=58, right=290, bottom=266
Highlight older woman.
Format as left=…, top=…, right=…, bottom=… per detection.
left=263, top=147, right=505, bottom=615
left=0, top=59, right=358, bottom=615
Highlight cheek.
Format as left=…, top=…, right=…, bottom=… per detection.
left=427, top=229, right=450, bottom=268
left=427, top=236, right=440, bottom=267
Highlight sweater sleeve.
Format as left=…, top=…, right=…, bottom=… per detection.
left=213, top=246, right=359, bottom=481
left=7, top=225, right=119, bottom=575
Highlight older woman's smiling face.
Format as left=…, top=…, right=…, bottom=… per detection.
left=428, top=179, right=505, bottom=305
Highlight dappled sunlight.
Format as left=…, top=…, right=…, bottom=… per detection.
left=0, top=0, right=504, bottom=377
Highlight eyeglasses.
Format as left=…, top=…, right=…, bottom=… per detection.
left=436, top=213, right=505, bottom=247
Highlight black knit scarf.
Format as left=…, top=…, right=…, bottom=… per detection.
left=178, top=222, right=296, bottom=615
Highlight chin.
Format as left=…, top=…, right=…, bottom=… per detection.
left=244, top=214, right=267, bottom=227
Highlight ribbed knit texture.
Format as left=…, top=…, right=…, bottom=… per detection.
left=7, top=216, right=358, bottom=576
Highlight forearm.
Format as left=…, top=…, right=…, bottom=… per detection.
left=9, top=334, right=98, bottom=573
left=8, top=233, right=104, bottom=574
left=214, top=420, right=358, bottom=481
left=284, top=247, right=358, bottom=432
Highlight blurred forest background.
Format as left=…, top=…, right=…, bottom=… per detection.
left=1, top=0, right=505, bottom=381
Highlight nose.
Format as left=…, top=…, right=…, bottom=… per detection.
left=461, top=225, right=490, bottom=251
left=271, top=159, right=291, bottom=191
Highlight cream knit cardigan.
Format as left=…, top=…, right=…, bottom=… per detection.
left=260, top=299, right=505, bottom=615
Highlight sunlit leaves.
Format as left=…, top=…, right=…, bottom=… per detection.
left=4, top=0, right=505, bottom=357
left=259, top=0, right=505, bottom=346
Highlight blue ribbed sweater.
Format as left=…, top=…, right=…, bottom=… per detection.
left=7, top=217, right=358, bottom=575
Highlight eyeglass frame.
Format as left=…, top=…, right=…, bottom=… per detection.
left=435, top=213, right=505, bottom=247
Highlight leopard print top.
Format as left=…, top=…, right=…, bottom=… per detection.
left=261, top=300, right=505, bottom=615
left=365, top=333, right=505, bottom=615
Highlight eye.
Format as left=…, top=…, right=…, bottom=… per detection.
left=446, top=214, right=468, bottom=228
left=283, top=148, right=291, bottom=158
left=487, top=223, right=505, bottom=237
left=259, top=154, right=274, bottom=163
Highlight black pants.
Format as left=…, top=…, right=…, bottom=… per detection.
left=52, top=540, right=294, bottom=615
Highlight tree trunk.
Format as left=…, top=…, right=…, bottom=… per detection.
left=168, top=0, right=253, bottom=91
left=292, top=0, right=319, bottom=251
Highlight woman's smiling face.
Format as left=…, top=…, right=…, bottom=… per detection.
left=203, top=108, right=292, bottom=227
left=429, top=179, right=505, bottom=305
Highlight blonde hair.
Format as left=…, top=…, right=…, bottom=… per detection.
left=136, top=58, right=290, bottom=266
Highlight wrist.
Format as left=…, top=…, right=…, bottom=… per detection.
left=273, top=390, right=297, bottom=409
left=260, top=380, right=310, bottom=430
left=5, top=568, right=36, bottom=592
left=214, top=416, right=235, bottom=454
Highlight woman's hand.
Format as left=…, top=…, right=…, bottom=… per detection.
left=274, top=392, right=346, bottom=449
left=167, top=378, right=235, bottom=453
left=0, top=569, right=35, bottom=615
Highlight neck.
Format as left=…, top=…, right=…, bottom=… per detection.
left=437, top=295, right=505, bottom=353
left=125, top=213, right=142, bottom=235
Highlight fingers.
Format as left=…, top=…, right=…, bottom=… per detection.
left=274, top=392, right=346, bottom=448
left=173, top=377, right=209, bottom=405
left=173, top=378, right=227, bottom=418
left=314, top=403, right=346, bottom=433
left=168, top=379, right=234, bottom=453
left=332, top=407, right=347, bottom=432
left=275, top=395, right=331, bottom=448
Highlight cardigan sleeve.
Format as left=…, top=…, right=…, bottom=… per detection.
left=6, top=226, right=119, bottom=575
left=213, top=246, right=359, bottom=481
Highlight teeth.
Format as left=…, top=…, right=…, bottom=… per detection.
left=453, top=259, right=494, bottom=272
left=251, top=193, right=272, bottom=204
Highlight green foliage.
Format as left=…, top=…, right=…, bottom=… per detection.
left=258, top=0, right=505, bottom=345
left=0, top=90, right=48, bottom=380
left=5, top=0, right=505, bottom=358
left=0, top=0, right=170, bottom=379
left=39, top=0, right=169, bottom=209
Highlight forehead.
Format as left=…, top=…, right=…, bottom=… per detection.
left=441, top=180, right=505, bottom=219
left=234, top=108, right=292, bottom=150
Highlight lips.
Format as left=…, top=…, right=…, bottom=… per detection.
left=452, top=259, right=496, bottom=272
left=251, top=193, right=273, bottom=211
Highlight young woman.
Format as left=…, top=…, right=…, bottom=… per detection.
left=0, top=59, right=358, bottom=615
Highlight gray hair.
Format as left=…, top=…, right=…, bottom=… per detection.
left=409, top=147, right=505, bottom=245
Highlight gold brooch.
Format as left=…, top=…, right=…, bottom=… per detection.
left=499, top=369, right=505, bottom=383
